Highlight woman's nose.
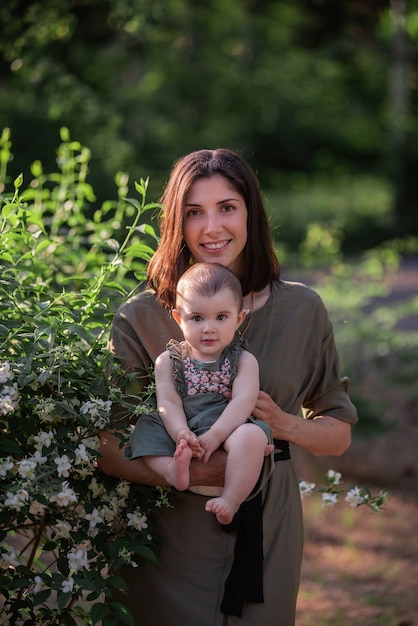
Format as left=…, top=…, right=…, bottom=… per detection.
left=203, top=211, right=222, bottom=235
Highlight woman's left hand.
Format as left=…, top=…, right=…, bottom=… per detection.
left=252, top=390, right=352, bottom=456
left=252, top=390, right=291, bottom=440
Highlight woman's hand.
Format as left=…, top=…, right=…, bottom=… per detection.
left=252, top=391, right=352, bottom=457
left=252, top=391, right=291, bottom=439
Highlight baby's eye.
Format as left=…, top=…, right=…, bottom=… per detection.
left=216, top=314, right=227, bottom=321
left=192, top=315, right=203, bottom=322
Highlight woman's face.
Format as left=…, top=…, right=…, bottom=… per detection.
left=183, top=174, right=248, bottom=278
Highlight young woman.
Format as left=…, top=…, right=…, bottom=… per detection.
left=99, top=149, right=358, bottom=625
left=126, top=262, right=273, bottom=525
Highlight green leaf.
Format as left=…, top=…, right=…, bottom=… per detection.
left=0, top=439, right=22, bottom=454
left=109, top=602, right=135, bottom=626
left=90, top=602, right=109, bottom=624
left=57, top=589, right=72, bottom=610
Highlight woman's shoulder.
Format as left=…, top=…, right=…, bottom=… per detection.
left=114, top=288, right=169, bottom=323
left=272, top=278, right=323, bottom=306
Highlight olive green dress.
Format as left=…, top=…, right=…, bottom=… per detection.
left=108, top=279, right=358, bottom=626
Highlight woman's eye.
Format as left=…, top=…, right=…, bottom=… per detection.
left=221, top=204, right=234, bottom=212
left=185, top=208, right=200, bottom=218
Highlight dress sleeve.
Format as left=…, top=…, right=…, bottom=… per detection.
left=107, top=303, right=154, bottom=426
left=301, top=299, right=358, bottom=425
left=107, top=291, right=182, bottom=426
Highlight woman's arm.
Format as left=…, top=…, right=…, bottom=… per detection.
left=252, top=390, right=351, bottom=457
left=97, top=429, right=227, bottom=486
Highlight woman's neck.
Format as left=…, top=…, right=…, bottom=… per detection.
left=243, top=283, right=271, bottom=313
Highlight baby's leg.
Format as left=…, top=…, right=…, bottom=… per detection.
left=145, top=439, right=193, bottom=491
left=205, top=423, right=268, bottom=524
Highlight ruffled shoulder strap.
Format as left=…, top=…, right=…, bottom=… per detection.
left=166, top=339, right=188, bottom=397
left=223, top=333, right=251, bottom=382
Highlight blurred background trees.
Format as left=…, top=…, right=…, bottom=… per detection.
left=1, top=0, right=418, bottom=252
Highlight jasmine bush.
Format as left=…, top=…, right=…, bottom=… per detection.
left=0, top=128, right=168, bottom=625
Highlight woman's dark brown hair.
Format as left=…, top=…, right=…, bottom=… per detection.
left=147, top=148, right=280, bottom=308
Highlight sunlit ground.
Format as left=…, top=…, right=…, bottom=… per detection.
left=297, top=491, right=418, bottom=626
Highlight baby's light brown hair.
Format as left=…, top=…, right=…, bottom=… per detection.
left=176, top=263, right=244, bottom=311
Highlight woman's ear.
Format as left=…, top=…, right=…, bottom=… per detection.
left=171, top=308, right=182, bottom=327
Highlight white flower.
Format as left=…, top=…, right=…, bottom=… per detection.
left=327, top=469, right=342, bottom=485
left=80, top=398, right=112, bottom=429
left=0, top=383, right=19, bottom=415
left=75, top=465, right=94, bottom=479
left=61, top=576, right=75, bottom=593
left=54, top=454, right=72, bottom=477
left=34, top=398, right=56, bottom=423
left=345, top=486, right=368, bottom=508
left=0, top=549, right=20, bottom=568
left=115, top=480, right=130, bottom=498
left=83, top=436, right=99, bottom=451
left=53, top=520, right=72, bottom=539
left=4, top=489, right=29, bottom=511
left=29, top=500, right=47, bottom=516
left=84, top=507, right=104, bottom=528
left=299, top=480, right=315, bottom=498
left=32, top=450, right=47, bottom=465
left=81, top=398, right=112, bottom=418
left=127, top=509, right=148, bottom=531
left=33, top=430, right=55, bottom=450
left=101, top=503, right=119, bottom=524
left=0, top=457, right=14, bottom=477
left=67, top=548, right=89, bottom=573
left=322, top=492, right=339, bottom=507
left=50, top=481, right=78, bottom=507
left=17, top=458, right=37, bottom=479
left=88, top=477, right=106, bottom=499
left=33, top=576, right=43, bottom=593
left=0, top=362, right=14, bottom=384
left=74, top=443, right=90, bottom=465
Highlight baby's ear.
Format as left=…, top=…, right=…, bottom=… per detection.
left=171, top=309, right=182, bottom=327
left=237, top=309, right=247, bottom=327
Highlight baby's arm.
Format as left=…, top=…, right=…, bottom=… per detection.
left=155, top=351, right=202, bottom=454
left=198, top=350, right=259, bottom=462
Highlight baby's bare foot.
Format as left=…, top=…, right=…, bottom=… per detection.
left=205, top=495, right=240, bottom=525
left=168, top=440, right=193, bottom=490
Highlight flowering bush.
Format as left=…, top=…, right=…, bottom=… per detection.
left=0, top=128, right=169, bottom=625
left=299, top=469, right=387, bottom=512
left=0, top=128, right=387, bottom=625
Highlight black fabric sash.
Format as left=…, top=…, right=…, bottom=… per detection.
left=220, top=440, right=290, bottom=617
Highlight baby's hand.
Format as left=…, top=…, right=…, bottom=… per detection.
left=177, top=429, right=203, bottom=458
left=198, top=431, right=223, bottom=464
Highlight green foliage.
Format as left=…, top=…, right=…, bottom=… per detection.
left=2, top=0, right=418, bottom=238
left=266, top=174, right=394, bottom=260
left=0, top=129, right=168, bottom=625
left=303, top=238, right=418, bottom=437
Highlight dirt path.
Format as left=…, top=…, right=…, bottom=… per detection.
left=297, top=490, right=418, bottom=626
